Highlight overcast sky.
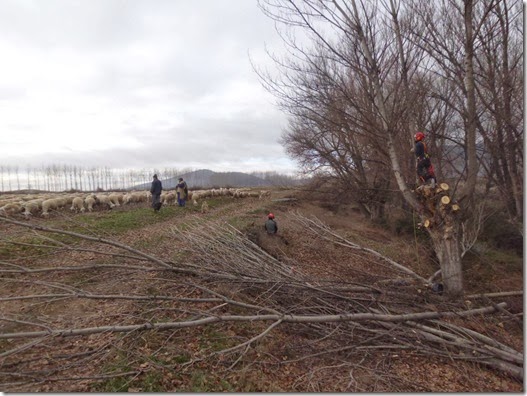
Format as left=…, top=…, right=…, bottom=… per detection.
left=0, top=0, right=298, bottom=175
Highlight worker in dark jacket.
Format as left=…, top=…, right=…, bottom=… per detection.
left=414, top=132, right=436, bottom=187
left=264, top=213, right=278, bottom=235
left=150, top=174, right=163, bottom=211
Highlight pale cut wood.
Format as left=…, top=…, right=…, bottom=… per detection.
left=440, top=182, right=449, bottom=191
left=441, top=196, right=451, bottom=205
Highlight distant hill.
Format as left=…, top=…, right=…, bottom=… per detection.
left=130, top=169, right=275, bottom=190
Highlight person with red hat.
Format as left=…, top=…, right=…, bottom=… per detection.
left=414, top=131, right=436, bottom=187
left=264, top=213, right=278, bottom=235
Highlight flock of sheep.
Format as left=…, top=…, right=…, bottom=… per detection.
left=0, top=187, right=271, bottom=218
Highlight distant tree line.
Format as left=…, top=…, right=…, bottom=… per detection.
left=250, top=170, right=305, bottom=186
left=0, top=164, right=301, bottom=192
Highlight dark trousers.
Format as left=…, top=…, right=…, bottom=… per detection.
left=417, top=158, right=436, bottom=184
left=152, top=194, right=161, bottom=210
left=177, top=192, right=186, bottom=207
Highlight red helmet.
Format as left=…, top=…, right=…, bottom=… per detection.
left=268, top=213, right=275, bottom=219
left=414, top=132, right=425, bottom=142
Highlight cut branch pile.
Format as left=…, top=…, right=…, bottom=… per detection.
left=0, top=214, right=523, bottom=391
left=414, top=183, right=460, bottom=229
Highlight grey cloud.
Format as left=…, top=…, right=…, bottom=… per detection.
left=0, top=0, right=149, bottom=50
left=0, top=0, right=295, bottom=175
left=3, top=110, right=289, bottom=172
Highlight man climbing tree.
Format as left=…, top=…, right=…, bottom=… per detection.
left=413, top=131, right=436, bottom=188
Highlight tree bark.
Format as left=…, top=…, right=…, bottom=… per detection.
left=429, top=224, right=463, bottom=298
left=415, top=184, right=463, bottom=297
left=460, top=0, right=479, bottom=202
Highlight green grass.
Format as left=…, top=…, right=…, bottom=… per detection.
left=479, top=248, right=523, bottom=272
left=92, top=351, right=165, bottom=392
left=247, top=206, right=270, bottom=214
left=180, top=370, right=234, bottom=392
left=226, top=216, right=254, bottom=230
left=141, top=370, right=164, bottom=392
left=198, top=326, right=235, bottom=352
left=0, top=235, right=70, bottom=260
left=93, top=352, right=134, bottom=392
left=172, top=354, right=191, bottom=364
left=75, top=207, right=178, bottom=234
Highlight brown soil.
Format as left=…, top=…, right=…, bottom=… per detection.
left=0, top=189, right=523, bottom=392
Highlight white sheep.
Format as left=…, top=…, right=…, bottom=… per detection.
left=191, top=191, right=202, bottom=202
left=108, top=192, right=123, bottom=207
left=22, top=200, right=42, bottom=218
left=63, top=195, right=74, bottom=205
left=123, top=193, right=133, bottom=204
left=70, top=197, right=85, bottom=213
left=191, top=190, right=208, bottom=206
left=54, top=197, right=68, bottom=208
left=41, top=198, right=61, bottom=217
left=201, top=201, right=209, bottom=214
left=234, top=189, right=250, bottom=198
left=127, top=191, right=147, bottom=203
left=84, top=195, right=97, bottom=212
left=163, top=192, right=176, bottom=205
left=0, top=202, right=23, bottom=216
left=96, top=195, right=115, bottom=209
left=0, top=198, right=20, bottom=207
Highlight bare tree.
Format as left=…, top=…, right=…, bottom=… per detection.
left=25, top=165, right=31, bottom=190
left=471, top=0, right=523, bottom=227
left=6, top=165, right=12, bottom=191
left=14, top=165, right=20, bottom=191
left=0, top=165, right=4, bottom=192
left=258, top=0, right=520, bottom=299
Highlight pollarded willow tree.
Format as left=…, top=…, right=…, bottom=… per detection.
left=257, top=0, right=523, bottom=299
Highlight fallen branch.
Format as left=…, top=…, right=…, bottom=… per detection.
left=465, top=291, right=523, bottom=299
left=0, top=216, right=173, bottom=269
left=289, top=211, right=428, bottom=284
left=0, top=303, right=508, bottom=340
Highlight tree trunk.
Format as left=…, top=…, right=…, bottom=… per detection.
left=461, top=0, right=479, bottom=202
left=369, top=201, right=385, bottom=222
left=429, top=223, right=463, bottom=298
left=415, top=184, right=463, bottom=298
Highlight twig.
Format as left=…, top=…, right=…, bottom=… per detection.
left=216, top=319, right=283, bottom=355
